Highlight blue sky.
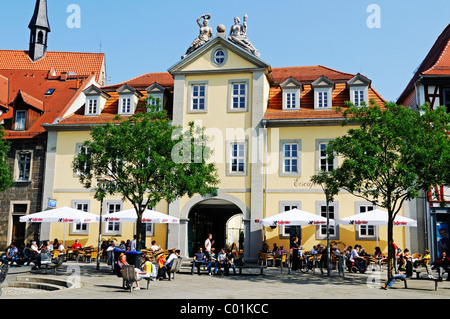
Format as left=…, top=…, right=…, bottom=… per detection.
left=1, top=0, right=449, bottom=102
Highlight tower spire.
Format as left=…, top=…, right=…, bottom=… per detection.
left=28, top=0, right=51, bottom=62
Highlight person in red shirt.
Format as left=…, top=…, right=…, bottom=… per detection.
left=71, top=239, right=82, bottom=250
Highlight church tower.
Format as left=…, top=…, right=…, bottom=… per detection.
left=28, top=0, right=51, bottom=62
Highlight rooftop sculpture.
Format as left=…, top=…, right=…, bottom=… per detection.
left=181, top=14, right=213, bottom=59
left=228, top=15, right=260, bottom=58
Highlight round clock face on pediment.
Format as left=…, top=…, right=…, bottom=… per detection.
left=211, top=47, right=227, bottom=67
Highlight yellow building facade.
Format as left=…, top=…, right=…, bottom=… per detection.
left=39, top=34, right=408, bottom=261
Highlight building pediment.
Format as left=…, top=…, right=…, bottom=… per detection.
left=168, top=36, right=271, bottom=76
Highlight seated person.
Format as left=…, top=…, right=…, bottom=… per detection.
left=414, top=250, right=431, bottom=267
left=157, top=249, right=180, bottom=280
left=2, top=243, right=19, bottom=265
left=207, top=250, right=217, bottom=275
left=310, top=245, right=319, bottom=255
left=71, top=239, right=82, bottom=251
left=436, top=251, right=450, bottom=281
left=381, top=267, right=406, bottom=290
left=137, top=255, right=153, bottom=280
left=150, top=240, right=161, bottom=252
left=215, top=248, right=228, bottom=274
left=191, top=247, right=207, bottom=275
left=117, top=253, right=142, bottom=290
left=226, top=250, right=237, bottom=275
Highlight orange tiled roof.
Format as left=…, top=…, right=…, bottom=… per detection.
left=0, top=50, right=105, bottom=84
left=398, top=24, right=450, bottom=104
left=57, top=72, right=174, bottom=126
left=271, top=65, right=355, bottom=84
left=102, top=72, right=174, bottom=91
left=265, top=66, right=385, bottom=121
left=0, top=69, right=91, bottom=139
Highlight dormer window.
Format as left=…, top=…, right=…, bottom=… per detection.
left=15, top=111, right=26, bottom=131
left=83, top=85, right=110, bottom=116
left=120, top=97, right=132, bottom=114
left=146, top=83, right=167, bottom=112
left=347, top=74, right=371, bottom=107
left=280, top=77, right=302, bottom=110
left=312, top=76, right=334, bottom=110
left=117, top=84, right=143, bottom=115
left=87, top=98, right=98, bottom=115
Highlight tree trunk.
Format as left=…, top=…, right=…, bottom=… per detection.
left=136, top=210, right=143, bottom=251
left=387, top=212, right=394, bottom=280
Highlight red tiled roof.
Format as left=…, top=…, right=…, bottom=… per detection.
left=102, top=72, right=174, bottom=91
left=11, top=90, right=44, bottom=112
left=397, top=24, right=450, bottom=104
left=271, top=65, right=355, bottom=84
left=265, top=66, right=385, bottom=121
left=0, top=69, right=91, bottom=139
left=0, top=50, right=105, bottom=84
left=57, top=72, right=174, bottom=126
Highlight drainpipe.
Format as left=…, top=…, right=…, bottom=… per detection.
left=262, top=119, right=268, bottom=242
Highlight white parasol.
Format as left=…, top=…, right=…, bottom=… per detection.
left=102, top=208, right=180, bottom=224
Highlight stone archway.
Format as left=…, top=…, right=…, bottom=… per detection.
left=180, top=194, right=250, bottom=257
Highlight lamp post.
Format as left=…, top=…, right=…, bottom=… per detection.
left=325, top=189, right=332, bottom=277
left=96, top=177, right=109, bottom=271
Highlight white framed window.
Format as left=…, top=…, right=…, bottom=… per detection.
left=316, top=140, right=335, bottom=172
left=15, top=111, right=26, bottom=131
left=148, top=93, right=163, bottom=112
left=316, top=201, right=339, bottom=240
left=104, top=201, right=122, bottom=235
left=283, top=90, right=300, bottom=110
left=280, top=140, right=301, bottom=176
left=71, top=200, right=90, bottom=235
left=227, top=141, right=247, bottom=175
left=280, top=78, right=302, bottom=110
left=16, top=151, right=32, bottom=182
left=355, top=203, right=376, bottom=240
left=353, top=90, right=365, bottom=106
left=189, top=82, right=207, bottom=112
left=228, top=80, right=249, bottom=112
left=317, top=91, right=329, bottom=108
left=279, top=201, right=302, bottom=239
left=86, top=99, right=98, bottom=115
left=74, top=143, right=91, bottom=176
left=120, top=97, right=132, bottom=114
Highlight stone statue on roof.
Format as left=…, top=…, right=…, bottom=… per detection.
left=182, top=14, right=213, bottom=59
left=228, top=14, right=260, bottom=58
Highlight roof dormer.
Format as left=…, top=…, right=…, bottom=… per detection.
left=83, top=85, right=110, bottom=116
left=347, top=74, right=371, bottom=107
left=146, top=83, right=167, bottom=112
left=311, top=76, right=334, bottom=110
left=280, top=77, right=302, bottom=110
left=117, top=84, right=143, bottom=115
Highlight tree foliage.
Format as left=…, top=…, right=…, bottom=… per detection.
left=0, top=128, right=13, bottom=192
left=73, top=106, right=220, bottom=250
left=311, top=100, right=450, bottom=277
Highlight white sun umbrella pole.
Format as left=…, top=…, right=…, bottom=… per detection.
left=19, top=206, right=98, bottom=246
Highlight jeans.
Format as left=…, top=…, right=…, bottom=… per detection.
left=385, top=273, right=406, bottom=288
left=191, top=260, right=205, bottom=274
left=1, top=255, right=17, bottom=265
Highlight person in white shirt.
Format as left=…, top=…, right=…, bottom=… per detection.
left=150, top=240, right=161, bottom=252
left=130, top=235, right=137, bottom=251
left=204, top=234, right=214, bottom=258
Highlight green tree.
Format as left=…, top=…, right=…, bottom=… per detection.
left=0, top=128, right=13, bottom=191
left=311, top=101, right=450, bottom=278
left=73, top=106, right=219, bottom=250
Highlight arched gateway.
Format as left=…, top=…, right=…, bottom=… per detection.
left=178, top=194, right=250, bottom=257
